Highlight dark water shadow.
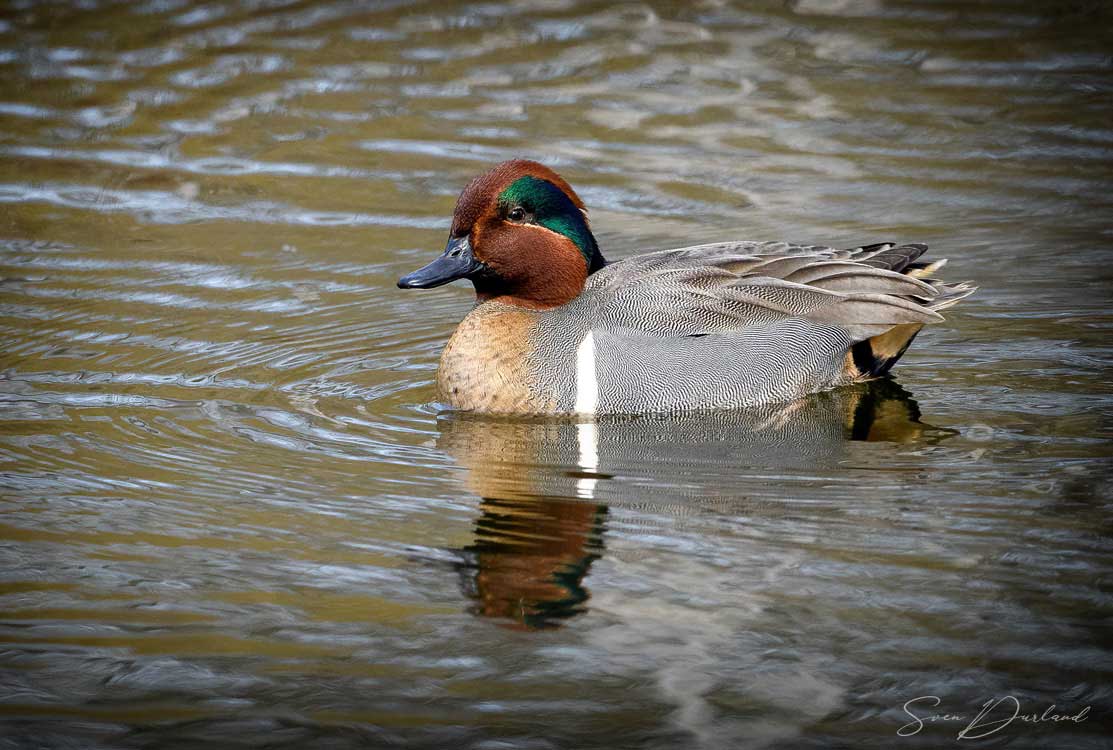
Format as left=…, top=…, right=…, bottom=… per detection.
left=436, top=379, right=954, bottom=630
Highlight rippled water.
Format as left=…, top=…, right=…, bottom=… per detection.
left=2, top=1, right=1112, bottom=748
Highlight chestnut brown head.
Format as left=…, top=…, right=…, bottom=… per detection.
left=398, top=160, right=606, bottom=309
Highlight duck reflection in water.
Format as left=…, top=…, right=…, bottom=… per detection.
left=438, top=379, right=944, bottom=630
left=457, top=497, right=605, bottom=630
left=440, top=417, right=610, bottom=630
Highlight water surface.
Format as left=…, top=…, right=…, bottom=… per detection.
left=2, top=1, right=1112, bottom=748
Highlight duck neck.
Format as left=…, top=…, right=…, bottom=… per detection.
left=472, top=234, right=604, bottom=310
left=473, top=270, right=586, bottom=310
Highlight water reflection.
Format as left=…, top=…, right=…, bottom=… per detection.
left=440, top=379, right=941, bottom=629
left=457, top=498, right=605, bottom=630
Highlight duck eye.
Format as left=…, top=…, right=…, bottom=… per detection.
left=507, top=207, right=526, bottom=222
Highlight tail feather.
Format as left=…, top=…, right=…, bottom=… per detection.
left=842, top=246, right=977, bottom=379
left=926, top=279, right=977, bottom=311
left=905, top=258, right=947, bottom=278
left=848, top=242, right=929, bottom=273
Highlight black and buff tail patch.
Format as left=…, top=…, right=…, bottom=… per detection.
left=850, top=323, right=924, bottom=378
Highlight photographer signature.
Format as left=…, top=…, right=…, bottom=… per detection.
left=898, top=695, right=1090, bottom=739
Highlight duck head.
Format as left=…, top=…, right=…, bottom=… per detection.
left=397, top=160, right=606, bottom=309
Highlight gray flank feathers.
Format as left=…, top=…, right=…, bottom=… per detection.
left=527, top=241, right=976, bottom=414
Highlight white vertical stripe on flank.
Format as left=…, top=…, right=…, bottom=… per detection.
left=574, top=330, right=598, bottom=415
left=574, top=331, right=599, bottom=499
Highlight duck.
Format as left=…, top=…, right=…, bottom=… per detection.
left=398, top=159, right=974, bottom=416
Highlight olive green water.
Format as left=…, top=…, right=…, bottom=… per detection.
left=1, top=1, right=1112, bottom=748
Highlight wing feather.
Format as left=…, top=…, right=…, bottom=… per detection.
left=580, top=241, right=961, bottom=343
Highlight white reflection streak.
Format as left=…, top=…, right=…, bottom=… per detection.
left=576, top=421, right=598, bottom=500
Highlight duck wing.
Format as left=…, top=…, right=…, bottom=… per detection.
left=582, top=241, right=973, bottom=341
left=535, top=241, right=974, bottom=413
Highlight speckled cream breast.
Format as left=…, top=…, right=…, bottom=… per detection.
left=437, top=301, right=556, bottom=414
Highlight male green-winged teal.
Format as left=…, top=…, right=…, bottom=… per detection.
left=398, top=160, right=974, bottom=416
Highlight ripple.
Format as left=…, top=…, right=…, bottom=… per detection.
left=0, top=142, right=385, bottom=184
left=358, top=139, right=512, bottom=162
left=0, top=102, right=58, bottom=119
left=169, top=53, right=289, bottom=88
left=0, top=182, right=442, bottom=228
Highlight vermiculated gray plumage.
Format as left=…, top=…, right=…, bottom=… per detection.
left=525, top=242, right=975, bottom=414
